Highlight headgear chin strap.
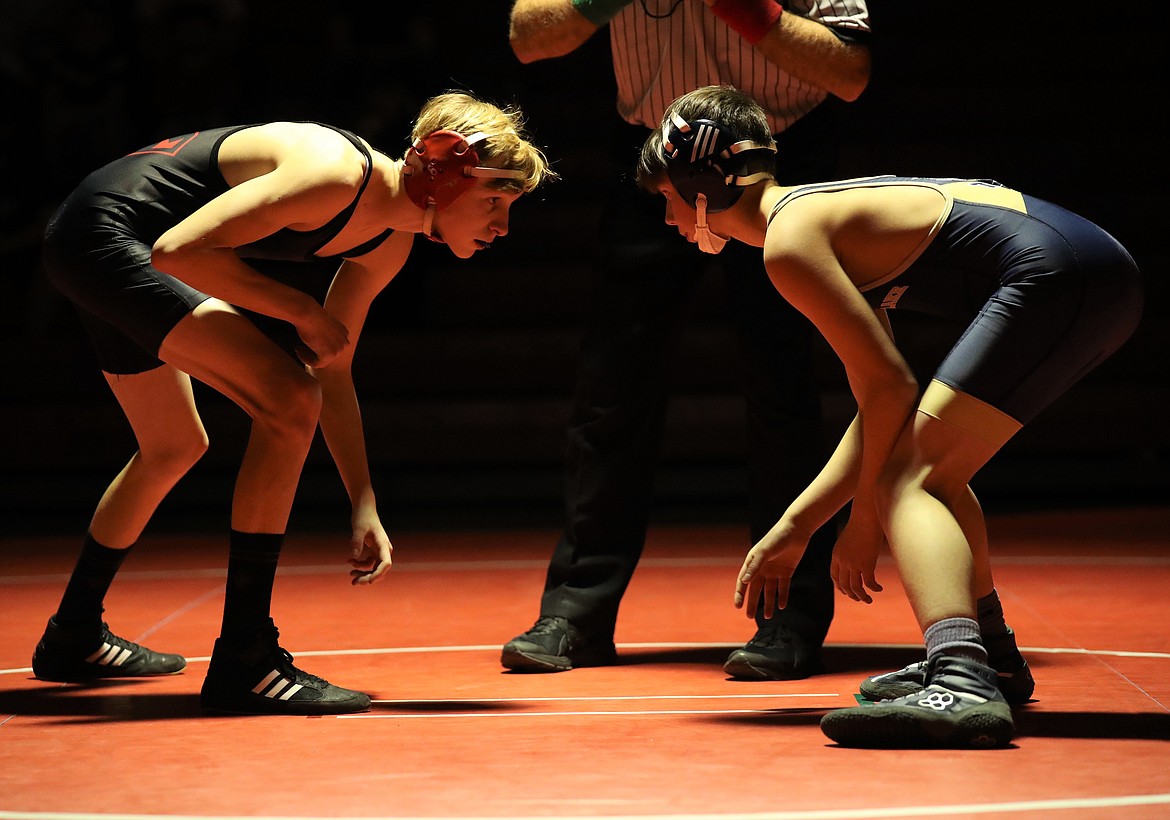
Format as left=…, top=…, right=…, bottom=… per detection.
left=403, top=130, right=525, bottom=237
left=693, top=194, right=728, bottom=255
left=662, top=112, right=776, bottom=214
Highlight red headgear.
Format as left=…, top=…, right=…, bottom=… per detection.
left=403, top=130, right=525, bottom=237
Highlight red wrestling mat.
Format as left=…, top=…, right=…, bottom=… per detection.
left=2, top=508, right=1169, bottom=819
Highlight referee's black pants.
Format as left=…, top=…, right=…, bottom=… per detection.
left=537, top=105, right=845, bottom=643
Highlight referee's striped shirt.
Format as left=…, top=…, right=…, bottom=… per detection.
left=610, top=0, right=870, bottom=134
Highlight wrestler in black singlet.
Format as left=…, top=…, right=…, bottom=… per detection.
left=42, top=124, right=395, bottom=374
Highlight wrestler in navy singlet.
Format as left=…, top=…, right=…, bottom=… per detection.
left=42, top=124, right=395, bottom=374
left=768, top=176, right=1143, bottom=423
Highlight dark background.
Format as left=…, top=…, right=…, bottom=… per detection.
left=2, top=1, right=1166, bottom=537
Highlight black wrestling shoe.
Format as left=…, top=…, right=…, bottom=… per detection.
left=823, top=655, right=1014, bottom=749
left=983, top=630, right=1037, bottom=703
left=860, top=652, right=1035, bottom=704
left=200, top=619, right=369, bottom=716
left=723, top=621, right=824, bottom=680
left=501, top=616, right=617, bottom=672
left=32, top=617, right=186, bottom=682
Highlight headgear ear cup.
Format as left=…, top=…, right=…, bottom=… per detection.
left=403, top=130, right=526, bottom=236
left=404, top=130, right=480, bottom=212
left=661, top=113, right=776, bottom=213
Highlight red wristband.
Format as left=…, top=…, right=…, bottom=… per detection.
left=707, top=0, right=783, bottom=45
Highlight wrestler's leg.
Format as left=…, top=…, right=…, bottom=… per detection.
left=878, top=381, right=1020, bottom=631
left=158, top=298, right=321, bottom=534
left=91, top=366, right=209, bottom=548
left=159, top=299, right=369, bottom=715
left=821, top=383, right=1020, bottom=748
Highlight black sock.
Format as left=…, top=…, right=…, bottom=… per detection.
left=976, top=589, right=1009, bottom=638
left=54, top=534, right=130, bottom=628
left=977, top=590, right=1022, bottom=665
left=220, top=530, right=283, bottom=640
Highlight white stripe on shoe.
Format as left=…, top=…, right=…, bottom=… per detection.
left=252, top=670, right=280, bottom=694
left=251, top=668, right=303, bottom=699
left=278, top=684, right=304, bottom=700
left=85, top=643, right=133, bottom=667
left=85, top=644, right=111, bottom=664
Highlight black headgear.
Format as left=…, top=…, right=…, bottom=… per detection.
left=661, top=112, right=777, bottom=213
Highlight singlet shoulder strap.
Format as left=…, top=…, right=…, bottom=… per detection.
left=767, top=175, right=899, bottom=224
left=303, top=124, right=378, bottom=255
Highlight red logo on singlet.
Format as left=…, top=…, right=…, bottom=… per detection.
left=129, top=132, right=200, bottom=157
left=880, top=285, right=909, bottom=310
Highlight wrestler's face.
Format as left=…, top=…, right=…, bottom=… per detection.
left=659, top=183, right=711, bottom=247
left=656, top=180, right=701, bottom=244
left=429, top=181, right=521, bottom=258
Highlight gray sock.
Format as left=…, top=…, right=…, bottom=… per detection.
left=924, top=617, right=987, bottom=665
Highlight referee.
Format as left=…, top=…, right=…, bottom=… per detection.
left=503, top=0, right=871, bottom=680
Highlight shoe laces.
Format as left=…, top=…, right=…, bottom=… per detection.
left=99, top=622, right=147, bottom=656
left=527, top=616, right=569, bottom=636
left=255, top=621, right=328, bottom=687
left=748, top=620, right=796, bottom=650
left=275, top=646, right=328, bottom=687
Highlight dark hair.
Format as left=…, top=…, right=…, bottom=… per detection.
left=636, top=84, right=773, bottom=192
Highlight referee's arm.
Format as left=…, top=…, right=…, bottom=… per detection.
left=751, top=9, right=871, bottom=101
left=509, top=0, right=615, bottom=63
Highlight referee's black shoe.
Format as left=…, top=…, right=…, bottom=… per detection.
left=723, top=620, right=824, bottom=680
left=501, top=616, right=617, bottom=672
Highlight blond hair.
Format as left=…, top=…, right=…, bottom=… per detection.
left=410, top=91, right=556, bottom=194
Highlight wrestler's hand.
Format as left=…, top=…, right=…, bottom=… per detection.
left=295, top=307, right=350, bottom=368
left=348, top=508, right=393, bottom=586
left=830, top=511, right=884, bottom=604
left=734, top=518, right=809, bottom=619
